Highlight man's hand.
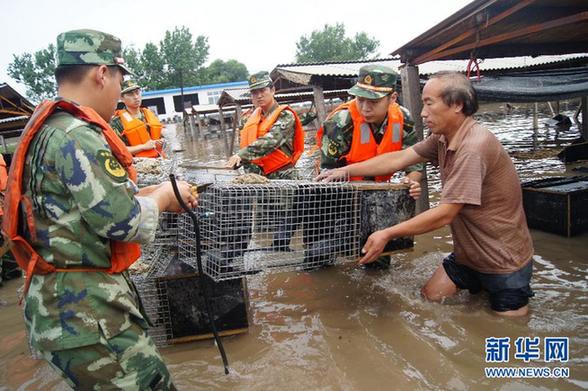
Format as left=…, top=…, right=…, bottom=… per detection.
left=151, top=181, right=198, bottom=213
left=315, top=168, right=348, bottom=182
left=225, top=154, right=242, bottom=169
left=142, top=139, right=159, bottom=151
left=358, top=229, right=391, bottom=265
left=403, top=177, right=422, bottom=200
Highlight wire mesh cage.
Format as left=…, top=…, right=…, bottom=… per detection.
left=129, top=212, right=179, bottom=347
left=179, top=181, right=363, bottom=281
left=130, top=211, right=249, bottom=347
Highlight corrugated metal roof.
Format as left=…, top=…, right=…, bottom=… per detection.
left=270, top=54, right=588, bottom=80
left=0, top=115, right=28, bottom=124
left=273, top=58, right=400, bottom=78
left=417, top=53, right=588, bottom=75
left=218, top=88, right=349, bottom=107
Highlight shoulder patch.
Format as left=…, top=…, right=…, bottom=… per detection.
left=327, top=140, right=339, bottom=157
left=96, top=149, right=127, bottom=182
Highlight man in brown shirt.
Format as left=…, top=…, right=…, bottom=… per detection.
left=317, top=71, right=534, bottom=317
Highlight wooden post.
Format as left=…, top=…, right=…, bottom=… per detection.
left=312, top=84, right=327, bottom=124
left=546, top=101, right=556, bottom=117
left=219, top=107, right=230, bottom=157
left=194, top=112, right=202, bottom=138
left=400, top=64, right=429, bottom=212
left=533, top=102, right=539, bottom=130
left=230, top=103, right=242, bottom=155
left=582, top=96, right=588, bottom=141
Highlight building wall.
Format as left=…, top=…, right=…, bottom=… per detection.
left=140, top=80, right=248, bottom=121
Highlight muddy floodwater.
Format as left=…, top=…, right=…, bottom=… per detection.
left=1, top=103, right=587, bottom=390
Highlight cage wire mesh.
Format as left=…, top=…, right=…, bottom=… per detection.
left=129, top=212, right=180, bottom=347
left=179, top=180, right=362, bottom=281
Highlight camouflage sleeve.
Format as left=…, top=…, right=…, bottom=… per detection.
left=54, top=125, right=158, bottom=244
left=319, top=110, right=353, bottom=170
left=237, top=110, right=295, bottom=161
left=399, top=105, right=424, bottom=173
left=299, top=111, right=317, bottom=126
left=109, top=116, right=130, bottom=146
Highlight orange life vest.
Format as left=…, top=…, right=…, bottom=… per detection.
left=317, top=99, right=404, bottom=182
left=114, top=107, right=164, bottom=158
left=2, top=100, right=141, bottom=296
left=0, top=154, right=7, bottom=192
left=0, top=154, right=7, bottom=217
left=239, top=105, right=305, bottom=175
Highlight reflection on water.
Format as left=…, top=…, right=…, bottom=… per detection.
left=1, top=103, right=587, bottom=390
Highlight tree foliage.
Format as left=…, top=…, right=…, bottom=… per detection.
left=295, top=23, right=380, bottom=63
left=7, top=44, right=56, bottom=102
left=202, top=59, right=249, bottom=84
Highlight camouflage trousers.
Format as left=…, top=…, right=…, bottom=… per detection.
left=41, top=322, right=176, bottom=390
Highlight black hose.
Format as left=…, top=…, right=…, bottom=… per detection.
left=169, top=174, right=230, bottom=375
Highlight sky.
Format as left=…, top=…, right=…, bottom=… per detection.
left=1, top=0, right=473, bottom=95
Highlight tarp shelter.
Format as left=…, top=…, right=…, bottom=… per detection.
left=0, top=83, right=34, bottom=153
left=0, top=83, right=34, bottom=133
left=473, top=64, right=588, bottom=102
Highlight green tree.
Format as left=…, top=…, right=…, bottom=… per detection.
left=202, top=59, right=248, bottom=84
left=8, top=44, right=56, bottom=102
left=159, top=26, right=209, bottom=89
left=139, top=43, right=166, bottom=90
left=295, top=23, right=380, bottom=63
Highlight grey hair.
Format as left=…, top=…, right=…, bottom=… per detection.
left=429, top=71, right=478, bottom=116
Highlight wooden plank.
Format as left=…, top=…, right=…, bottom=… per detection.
left=582, top=96, right=588, bottom=141
left=414, top=0, right=537, bottom=64
left=169, top=328, right=248, bottom=344
left=416, top=11, right=588, bottom=64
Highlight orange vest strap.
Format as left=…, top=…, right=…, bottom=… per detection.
left=239, top=105, right=305, bottom=175
left=115, top=109, right=161, bottom=158
left=343, top=99, right=404, bottom=182
left=2, top=99, right=141, bottom=297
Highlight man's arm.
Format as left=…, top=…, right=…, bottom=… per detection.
left=359, top=203, right=463, bottom=264
left=317, top=147, right=427, bottom=181
left=319, top=111, right=352, bottom=170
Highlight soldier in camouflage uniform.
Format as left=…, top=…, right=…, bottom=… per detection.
left=15, top=29, right=197, bottom=390
left=226, top=71, right=303, bottom=179
left=319, top=65, right=424, bottom=268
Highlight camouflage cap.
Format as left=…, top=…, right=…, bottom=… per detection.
left=348, top=64, right=398, bottom=99
left=121, top=79, right=140, bottom=95
left=248, top=71, right=273, bottom=91
left=56, top=29, right=133, bottom=75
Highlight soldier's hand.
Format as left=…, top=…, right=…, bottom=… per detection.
left=314, top=168, right=348, bottom=182
left=403, top=177, right=422, bottom=200
left=358, top=230, right=390, bottom=265
left=156, top=181, right=198, bottom=212
left=225, top=154, right=242, bottom=169
left=143, top=139, right=157, bottom=151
